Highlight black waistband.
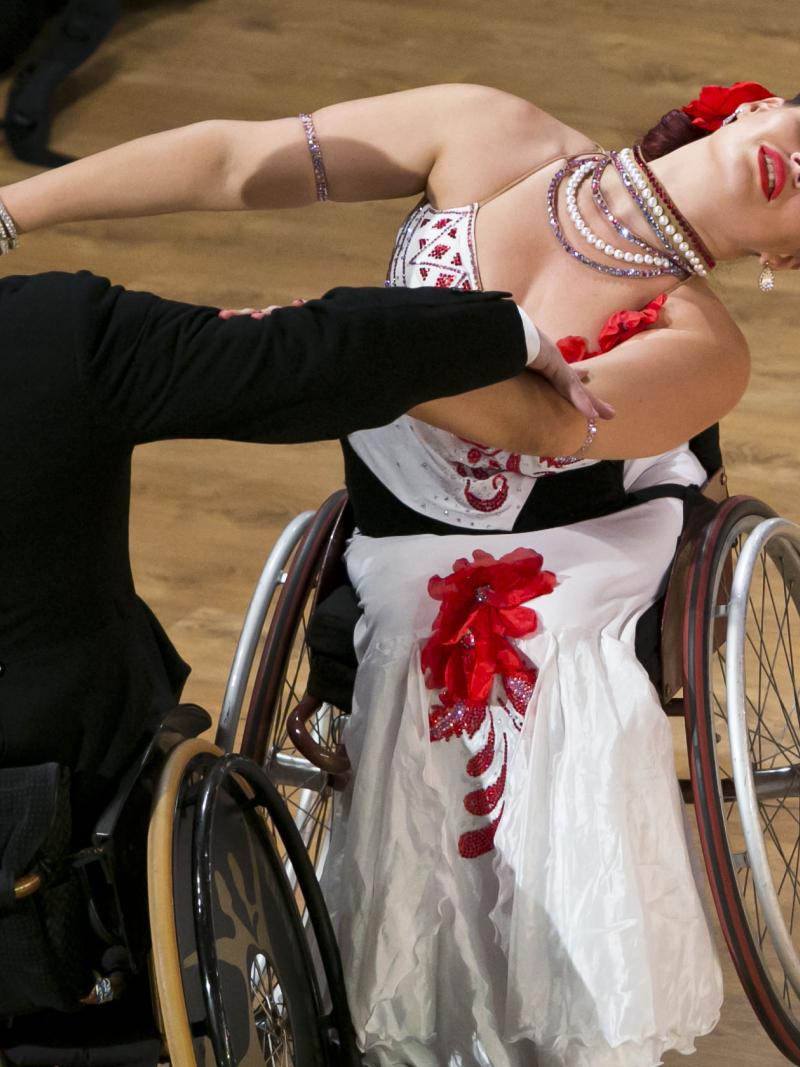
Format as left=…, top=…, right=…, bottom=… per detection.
left=342, top=439, right=628, bottom=536
left=342, top=423, right=721, bottom=538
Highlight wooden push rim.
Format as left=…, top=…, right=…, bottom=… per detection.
left=147, top=737, right=220, bottom=1067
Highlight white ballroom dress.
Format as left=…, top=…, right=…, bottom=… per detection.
left=321, top=197, right=724, bottom=1067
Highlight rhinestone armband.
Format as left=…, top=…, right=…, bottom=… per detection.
left=552, top=416, right=597, bottom=465
left=0, top=197, right=19, bottom=255
left=299, top=112, right=329, bottom=202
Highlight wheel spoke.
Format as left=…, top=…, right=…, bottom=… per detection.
left=250, top=950, right=296, bottom=1064
left=695, top=513, right=800, bottom=1036
left=742, top=558, right=800, bottom=756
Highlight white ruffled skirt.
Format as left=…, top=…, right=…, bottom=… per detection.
left=322, top=450, right=723, bottom=1067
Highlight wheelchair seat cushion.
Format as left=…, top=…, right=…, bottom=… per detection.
left=305, top=584, right=360, bottom=712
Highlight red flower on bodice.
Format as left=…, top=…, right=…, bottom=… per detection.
left=556, top=294, right=667, bottom=363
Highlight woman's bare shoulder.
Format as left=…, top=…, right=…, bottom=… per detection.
left=666, top=280, right=750, bottom=358
left=424, top=83, right=596, bottom=205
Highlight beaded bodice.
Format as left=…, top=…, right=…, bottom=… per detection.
left=387, top=200, right=482, bottom=290
left=347, top=198, right=598, bottom=533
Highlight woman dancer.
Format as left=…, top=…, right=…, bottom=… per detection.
left=1, top=80, right=797, bottom=1065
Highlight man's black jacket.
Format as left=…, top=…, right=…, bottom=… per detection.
left=0, top=271, right=527, bottom=810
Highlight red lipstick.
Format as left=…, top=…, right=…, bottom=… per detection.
left=759, top=145, right=786, bottom=201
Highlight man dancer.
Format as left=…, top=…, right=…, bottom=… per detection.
left=0, top=270, right=561, bottom=816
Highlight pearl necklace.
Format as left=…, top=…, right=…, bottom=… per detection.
left=548, top=150, right=714, bottom=280
left=547, top=156, right=686, bottom=279
left=565, top=159, right=677, bottom=270
left=613, top=148, right=709, bottom=277
left=632, top=146, right=716, bottom=270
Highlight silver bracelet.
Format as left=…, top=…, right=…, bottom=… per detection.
left=552, top=416, right=597, bottom=465
left=0, top=197, right=19, bottom=254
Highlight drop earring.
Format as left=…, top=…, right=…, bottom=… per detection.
left=759, top=262, right=776, bottom=292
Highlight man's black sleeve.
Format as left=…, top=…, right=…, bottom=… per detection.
left=66, top=272, right=527, bottom=445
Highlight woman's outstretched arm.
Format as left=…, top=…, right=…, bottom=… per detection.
left=409, top=288, right=750, bottom=460
left=0, top=84, right=569, bottom=231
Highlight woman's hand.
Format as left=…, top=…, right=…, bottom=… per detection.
left=218, top=297, right=306, bottom=320
left=530, top=332, right=616, bottom=421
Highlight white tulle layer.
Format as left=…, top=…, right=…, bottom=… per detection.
left=322, top=483, right=723, bottom=1067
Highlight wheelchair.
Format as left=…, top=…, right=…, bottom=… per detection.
left=4, top=468, right=800, bottom=1067
left=216, top=473, right=800, bottom=1066
left=1, top=707, right=361, bottom=1064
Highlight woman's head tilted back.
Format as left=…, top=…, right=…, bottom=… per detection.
left=638, top=82, right=800, bottom=265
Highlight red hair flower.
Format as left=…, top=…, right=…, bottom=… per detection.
left=681, top=81, right=774, bottom=132
left=421, top=547, right=556, bottom=706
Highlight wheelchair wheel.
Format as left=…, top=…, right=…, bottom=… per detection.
left=684, top=496, right=800, bottom=1062
left=240, top=490, right=352, bottom=885
left=148, top=739, right=329, bottom=1066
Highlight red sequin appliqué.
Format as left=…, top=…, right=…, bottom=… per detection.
left=422, top=548, right=556, bottom=858
left=451, top=442, right=523, bottom=514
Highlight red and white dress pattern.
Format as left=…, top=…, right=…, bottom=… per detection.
left=349, top=202, right=668, bottom=525
left=349, top=198, right=595, bottom=526
left=389, top=202, right=480, bottom=290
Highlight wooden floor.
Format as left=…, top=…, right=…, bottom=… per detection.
left=2, top=0, right=800, bottom=1062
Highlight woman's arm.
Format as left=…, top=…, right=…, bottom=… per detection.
left=0, top=84, right=573, bottom=232
left=409, top=291, right=750, bottom=460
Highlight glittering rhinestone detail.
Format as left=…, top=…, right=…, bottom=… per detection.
left=299, top=113, right=330, bottom=203
left=0, top=198, right=19, bottom=254
left=547, top=155, right=686, bottom=279
left=387, top=201, right=482, bottom=290
left=632, top=145, right=715, bottom=270
left=588, top=158, right=680, bottom=269
left=611, top=149, right=708, bottom=277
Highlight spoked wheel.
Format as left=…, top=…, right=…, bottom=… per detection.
left=195, top=755, right=362, bottom=1067
left=250, top=952, right=295, bottom=1063
left=240, top=489, right=353, bottom=887
left=148, top=740, right=330, bottom=1067
left=685, top=496, right=800, bottom=1062
left=193, top=756, right=328, bottom=1067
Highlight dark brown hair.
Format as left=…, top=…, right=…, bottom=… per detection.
left=637, top=92, right=800, bottom=162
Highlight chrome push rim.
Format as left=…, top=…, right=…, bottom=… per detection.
left=726, top=517, right=800, bottom=1000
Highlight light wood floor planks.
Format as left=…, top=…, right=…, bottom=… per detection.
left=2, top=0, right=800, bottom=1062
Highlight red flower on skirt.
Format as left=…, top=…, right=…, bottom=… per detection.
left=421, top=547, right=556, bottom=706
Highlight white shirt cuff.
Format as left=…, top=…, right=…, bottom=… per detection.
left=516, top=306, right=541, bottom=366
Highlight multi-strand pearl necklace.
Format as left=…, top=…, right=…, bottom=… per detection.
left=631, top=145, right=716, bottom=271
left=613, top=148, right=711, bottom=277
left=547, top=149, right=713, bottom=280
left=565, top=158, right=679, bottom=272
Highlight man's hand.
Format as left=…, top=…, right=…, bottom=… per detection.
left=531, top=332, right=616, bottom=421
